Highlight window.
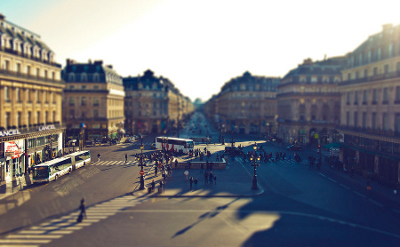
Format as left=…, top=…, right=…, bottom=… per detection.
left=35, top=90, right=39, bottom=102
left=81, top=97, right=86, bottom=106
left=69, top=97, right=75, bottom=106
left=384, top=64, right=389, bottom=74
left=16, top=63, right=21, bottom=73
left=373, top=67, right=378, bottom=76
left=5, top=112, right=10, bottom=129
left=27, top=66, right=31, bottom=75
left=52, top=111, right=56, bottom=123
left=354, top=91, right=358, bottom=104
left=16, top=112, right=21, bottom=127
left=347, top=92, right=351, bottom=104
left=396, top=114, right=400, bottom=132
left=52, top=71, right=55, bottom=80
left=4, top=86, right=9, bottom=101
left=396, top=87, right=400, bottom=101
left=93, top=97, right=99, bottom=106
left=44, top=70, right=48, bottom=78
left=364, top=69, right=368, bottom=78
left=69, top=73, right=75, bottom=82
left=354, top=112, right=358, bottom=127
left=372, top=112, right=377, bottom=129
left=355, top=71, right=359, bottom=79
left=43, top=91, right=47, bottom=103
left=382, top=113, right=388, bottom=131
left=362, top=112, right=367, bottom=129
left=372, top=89, right=378, bottom=104
left=94, top=85, right=99, bottom=90
left=69, top=109, right=75, bottom=119
left=27, top=112, right=31, bottom=126
left=37, top=111, right=40, bottom=124
left=363, top=90, right=368, bottom=104
left=36, top=68, right=40, bottom=77
left=93, top=110, right=98, bottom=118
left=81, top=85, right=86, bottom=90
left=346, top=112, right=350, bottom=126
left=4, top=60, right=10, bottom=70
left=383, top=88, right=389, bottom=103
left=16, top=88, right=21, bottom=102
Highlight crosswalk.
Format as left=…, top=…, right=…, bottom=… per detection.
left=90, top=160, right=138, bottom=166
left=0, top=194, right=151, bottom=247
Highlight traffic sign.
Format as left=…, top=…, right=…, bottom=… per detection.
left=140, top=170, right=144, bottom=176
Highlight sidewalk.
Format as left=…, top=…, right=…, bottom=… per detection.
left=140, top=151, right=264, bottom=198
left=0, top=174, right=33, bottom=200
left=270, top=141, right=400, bottom=204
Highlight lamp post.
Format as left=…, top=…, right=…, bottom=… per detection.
left=250, top=143, right=260, bottom=190
left=138, top=137, right=145, bottom=190
left=221, top=125, right=225, bottom=145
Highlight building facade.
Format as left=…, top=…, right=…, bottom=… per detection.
left=338, top=24, right=400, bottom=185
left=207, top=71, right=280, bottom=136
left=0, top=14, right=65, bottom=181
left=277, top=57, right=344, bottom=145
left=123, top=70, right=193, bottom=135
left=62, top=59, right=125, bottom=145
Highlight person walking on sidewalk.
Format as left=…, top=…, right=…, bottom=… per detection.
left=125, top=153, right=128, bottom=163
left=194, top=178, right=198, bottom=189
left=77, top=197, right=87, bottom=223
left=189, top=176, right=193, bottom=189
left=204, top=170, right=209, bottom=184
left=154, top=166, right=158, bottom=177
left=184, top=169, right=189, bottom=180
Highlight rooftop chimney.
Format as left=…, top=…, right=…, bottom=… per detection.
left=107, top=65, right=113, bottom=69
left=94, top=60, right=103, bottom=65
left=88, top=59, right=92, bottom=64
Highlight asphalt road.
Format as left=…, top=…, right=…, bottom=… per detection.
left=0, top=112, right=400, bottom=246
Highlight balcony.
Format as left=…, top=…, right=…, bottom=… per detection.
left=0, top=122, right=65, bottom=137
left=0, top=68, right=63, bottom=84
left=0, top=48, right=62, bottom=68
left=340, top=71, right=400, bottom=86
left=336, top=125, right=399, bottom=138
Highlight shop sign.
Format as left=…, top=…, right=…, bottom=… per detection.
left=38, top=124, right=55, bottom=131
left=0, top=129, right=20, bottom=137
left=4, top=141, right=24, bottom=159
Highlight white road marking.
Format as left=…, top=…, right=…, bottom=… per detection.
left=327, top=177, right=337, bottom=183
left=393, top=209, right=400, bottom=214
left=354, top=191, right=366, bottom=198
left=340, top=184, right=350, bottom=189
left=368, top=199, right=384, bottom=208
left=319, top=173, right=326, bottom=177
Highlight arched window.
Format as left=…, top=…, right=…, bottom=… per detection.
left=69, top=73, right=75, bottom=82
left=81, top=73, right=87, bottom=82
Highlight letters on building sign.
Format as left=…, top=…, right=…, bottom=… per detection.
left=38, top=125, right=55, bottom=131
left=0, top=129, right=20, bottom=137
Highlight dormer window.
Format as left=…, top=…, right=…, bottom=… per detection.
left=69, top=73, right=75, bottom=82
left=138, top=83, right=143, bottom=89
left=81, top=73, right=87, bottom=82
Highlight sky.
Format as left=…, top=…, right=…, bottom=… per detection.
left=1, top=0, right=400, bottom=102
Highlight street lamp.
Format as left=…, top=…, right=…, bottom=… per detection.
left=250, top=143, right=260, bottom=190
left=138, top=137, right=145, bottom=190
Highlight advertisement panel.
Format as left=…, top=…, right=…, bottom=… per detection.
left=4, top=140, right=25, bottom=159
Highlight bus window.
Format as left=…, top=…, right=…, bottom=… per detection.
left=33, top=166, right=49, bottom=179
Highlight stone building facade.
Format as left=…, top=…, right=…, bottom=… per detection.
left=338, top=24, right=400, bottom=185
left=277, top=57, right=344, bottom=145
left=123, top=70, right=193, bottom=135
left=206, top=71, right=280, bottom=135
left=62, top=59, right=125, bottom=144
left=0, top=14, right=65, bottom=181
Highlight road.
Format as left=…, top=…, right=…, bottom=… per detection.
left=0, top=112, right=400, bottom=246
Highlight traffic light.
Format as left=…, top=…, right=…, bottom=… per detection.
left=317, top=145, right=321, bottom=153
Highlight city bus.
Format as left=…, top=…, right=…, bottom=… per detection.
left=154, top=137, right=194, bottom=154
left=32, top=150, right=91, bottom=184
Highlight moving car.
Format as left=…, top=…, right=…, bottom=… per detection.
left=287, top=145, right=303, bottom=151
left=151, top=143, right=157, bottom=149
left=224, top=146, right=244, bottom=156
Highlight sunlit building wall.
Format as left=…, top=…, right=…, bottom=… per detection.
left=338, top=24, right=400, bottom=185
left=62, top=59, right=125, bottom=143
left=0, top=14, right=65, bottom=181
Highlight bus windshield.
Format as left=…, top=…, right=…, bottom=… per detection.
left=33, top=166, right=49, bottom=179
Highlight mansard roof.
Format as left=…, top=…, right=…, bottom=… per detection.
left=220, top=71, right=280, bottom=92
left=283, top=56, right=345, bottom=79
left=123, top=69, right=164, bottom=90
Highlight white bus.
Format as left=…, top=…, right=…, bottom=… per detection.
left=154, top=137, right=194, bottom=154
left=33, top=150, right=91, bottom=183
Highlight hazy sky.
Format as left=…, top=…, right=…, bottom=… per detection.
left=2, top=0, right=400, bottom=102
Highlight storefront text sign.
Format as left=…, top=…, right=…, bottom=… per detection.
left=0, top=129, right=20, bottom=137
left=38, top=125, right=55, bottom=131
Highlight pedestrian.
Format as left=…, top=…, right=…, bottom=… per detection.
left=209, top=171, right=213, bottom=185
left=154, top=166, right=158, bottom=176
left=151, top=180, right=156, bottom=191
left=175, top=159, right=178, bottom=168
left=125, top=153, right=127, bottom=163
left=77, top=197, right=87, bottom=223
left=204, top=170, right=209, bottom=184
left=200, top=163, right=204, bottom=173
left=194, top=178, right=198, bottom=189
left=184, top=169, right=189, bottom=180
left=97, top=153, right=101, bottom=162
left=214, top=175, right=217, bottom=185
left=189, top=176, right=193, bottom=189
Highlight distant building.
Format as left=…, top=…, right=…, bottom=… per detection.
left=62, top=59, right=125, bottom=145
left=277, top=57, right=345, bottom=144
left=337, top=24, right=400, bottom=185
left=205, top=71, right=280, bottom=135
left=123, top=70, right=193, bottom=135
left=0, top=14, right=65, bottom=180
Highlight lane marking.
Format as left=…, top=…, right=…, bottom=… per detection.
left=327, top=177, right=337, bottom=183
left=353, top=191, right=366, bottom=198
left=340, top=184, right=350, bottom=189
left=319, top=173, right=326, bottom=177
left=393, top=209, right=400, bottom=214
left=369, top=199, right=384, bottom=208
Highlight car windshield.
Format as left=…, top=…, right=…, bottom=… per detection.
left=33, top=166, right=49, bottom=179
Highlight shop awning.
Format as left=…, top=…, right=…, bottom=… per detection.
left=323, top=143, right=344, bottom=149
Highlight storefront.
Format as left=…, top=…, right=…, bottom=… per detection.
left=4, top=140, right=25, bottom=180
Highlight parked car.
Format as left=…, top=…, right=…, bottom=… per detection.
left=287, top=145, right=303, bottom=151
left=84, top=140, right=93, bottom=146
